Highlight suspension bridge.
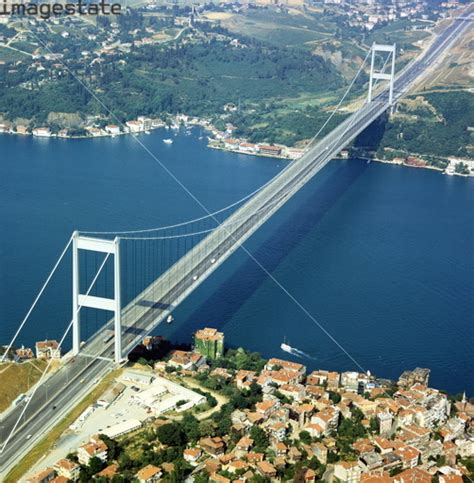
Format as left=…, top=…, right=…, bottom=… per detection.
left=0, top=8, right=472, bottom=475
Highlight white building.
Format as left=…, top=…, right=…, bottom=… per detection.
left=32, top=127, right=52, bottom=137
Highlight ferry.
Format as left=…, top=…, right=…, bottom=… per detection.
left=166, top=314, right=174, bottom=324
left=163, top=138, right=173, bottom=145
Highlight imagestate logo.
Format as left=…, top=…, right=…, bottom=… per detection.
left=0, top=0, right=122, bottom=20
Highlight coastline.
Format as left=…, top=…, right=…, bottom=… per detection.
left=1, top=116, right=472, bottom=177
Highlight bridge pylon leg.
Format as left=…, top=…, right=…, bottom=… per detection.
left=72, top=231, right=80, bottom=356
left=113, top=237, right=122, bottom=364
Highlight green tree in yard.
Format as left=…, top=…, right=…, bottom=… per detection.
left=182, top=413, right=201, bottom=442
left=299, top=430, right=312, bottom=445
left=157, top=422, right=187, bottom=446
left=250, top=425, right=269, bottom=451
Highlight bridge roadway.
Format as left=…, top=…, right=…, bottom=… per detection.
left=1, top=8, right=472, bottom=476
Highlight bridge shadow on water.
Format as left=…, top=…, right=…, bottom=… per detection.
left=171, top=158, right=370, bottom=340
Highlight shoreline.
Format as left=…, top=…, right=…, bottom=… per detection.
left=1, top=120, right=472, bottom=177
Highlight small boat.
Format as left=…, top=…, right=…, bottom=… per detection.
left=166, top=314, right=174, bottom=324
left=281, top=342, right=292, bottom=353
left=163, top=138, right=173, bottom=145
left=280, top=336, right=292, bottom=353
left=145, top=131, right=151, bottom=135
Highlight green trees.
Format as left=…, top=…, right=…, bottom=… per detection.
left=249, top=425, right=270, bottom=452
left=156, top=422, right=187, bottom=447
left=299, top=430, right=313, bottom=445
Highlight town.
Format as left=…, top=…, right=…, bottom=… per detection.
left=2, top=326, right=472, bottom=482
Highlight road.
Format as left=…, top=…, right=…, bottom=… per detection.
left=0, top=7, right=472, bottom=477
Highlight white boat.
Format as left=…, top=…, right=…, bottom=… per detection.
left=166, top=314, right=174, bottom=324
left=145, top=131, right=151, bottom=135
left=163, top=138, right=173, bottom=144
left=280, top=336, right=292, bottom=353
left=280, top=342, right=292, bottom=353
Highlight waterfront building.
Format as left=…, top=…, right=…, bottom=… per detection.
left=105, top=124, right=120, bottom=135
left=258, top=144, right=282, bottom=156
left=32, top=127, right=51, bottom=137
left=194, top=327, right=224, bottom=360
left=35, top=339, right=61, bottom=359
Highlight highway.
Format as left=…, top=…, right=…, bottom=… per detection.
left=0, top=8, right=472, bottom=477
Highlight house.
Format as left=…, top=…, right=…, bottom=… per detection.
left=258, top=145, right=282, bottom=156
left=265, top=358, right=306, bottom=376
left=32, top=127, right=51, bottom=137
left=126, top=120, right=142, bottom=133
left=359, top=451, right=383, bottom=472
left=168, top=350, right=205, bottom=370
left=394, top=445, right=420, bottom=469
left=280, top=384, right=306, bottom=402
left=311, top=442, right=328, bottom=464
left=135, top=464, right=162, bottom=483
left=35, top=340, right=61, bottom=359
left=267, top=421, right=287, bottom=441
left=334, top=461, right=362, bottom=483
left=228, top=460, right=248, bottom=473
left=183, top=448, right=202, bottom=463
left=311, top=406, right=340, bottom=435
left=105, top=125, right=120, bottom=135
left=257, top=461, right=277, bottom=478
left=15, top=345, right=34, bottom=360
left=16, top=125, right=29, bottom=135
left=301, top=468, right=316, bottom=482
left=50, top=477, right=68, bottom=483
left=391, top=467, right=431, bottom=483
left=26, top=467, right=55, bottom=483
left=235, top=370, right=256, bottom=390
left=305, top=423, right=325, bottom=438
left=224, top=138, right=240, bottom=149
left=256, top=399, right=279, bottom=418
left=239, top=142, right=259, bottom=154
left=210, top=474, right=230, bottom=483
left=307, top=370, right=340, bottom=388
left=54, top=459, right=80, bottom=481
left=235, top=436, right=253, bottom=456
left=94, top=463, right=119, bottom=479
left=200, top=437, right=225, bottom=456
left=77, top=439, right=107, bottom=465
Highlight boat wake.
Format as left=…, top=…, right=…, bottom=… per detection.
left=280, top=343, right=316, bottom=361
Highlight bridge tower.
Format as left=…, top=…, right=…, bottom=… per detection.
left=368, top=43, right=396, bottom=105
left=72, top=232, right=122, bottom=363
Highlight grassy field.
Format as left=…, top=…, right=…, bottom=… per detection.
left=5, top=367, right=123, bottom=483
left=0, top=360, right=48, bottom=413
left=219, top=10, right=334, bottom=49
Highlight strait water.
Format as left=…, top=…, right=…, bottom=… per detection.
left=0, top=130, right=472, bottom=394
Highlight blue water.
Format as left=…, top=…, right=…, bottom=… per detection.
left=0, top=130, right=472, bottom=394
